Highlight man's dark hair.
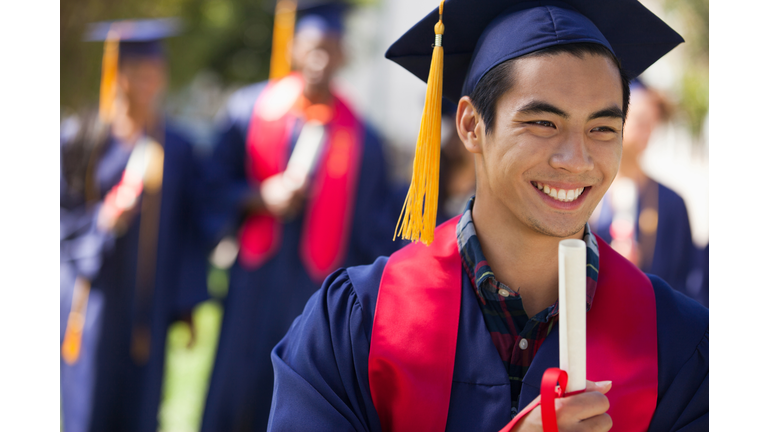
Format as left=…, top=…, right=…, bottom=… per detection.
left=468, top=43, right=630, bottom=135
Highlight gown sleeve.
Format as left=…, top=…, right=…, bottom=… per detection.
left=59, top=131, right=116, bottom=282
left=169, top=128, right=212, bottom=314
left=655, top=185, right=696, bottom=293
left=268, top=259, right=388, bottom=432
left=647, top=274, right=709, bottom=432
left=198, top=84, right=265, bottom=246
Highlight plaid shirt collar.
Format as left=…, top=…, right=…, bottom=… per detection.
left=455, top=197, right=600, bottom=321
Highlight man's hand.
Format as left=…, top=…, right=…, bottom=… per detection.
left=97, top=186, right=141, bottom=235
left=259, top=173, right=306, bottom=220
left=511, top=380, right=613, bottom=432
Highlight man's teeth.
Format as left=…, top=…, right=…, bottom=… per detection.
left=534, top=182, right=585, bottom=202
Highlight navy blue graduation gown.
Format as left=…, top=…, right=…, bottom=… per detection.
left=200, top=82, right=405, bottom=432
left=593, top=181, right=705, bottom=304
left=60, top=122, right=209, bottom=432
left=269, top=256, right=709, bottom=431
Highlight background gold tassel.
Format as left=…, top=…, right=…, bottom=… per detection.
left=61, top=277, right=91, bottom=365
left=269, top=0, right=298, bottom=80
left=394, top=1, right=445, bottom=245
left=98, top=30, right=120, bottom=123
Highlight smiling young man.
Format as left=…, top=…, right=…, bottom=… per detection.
left=267, top=1, right=708, bottom=431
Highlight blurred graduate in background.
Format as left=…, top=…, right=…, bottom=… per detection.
left=437, top=100, right=475, bottom=225
left=589, top=79, right=707, bottom=307
left=199, top=1, right=403, bottom=430
left=59, top=18, right=209, bottom=432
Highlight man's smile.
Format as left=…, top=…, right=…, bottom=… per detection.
left=530, top=181, right=592, bottom=207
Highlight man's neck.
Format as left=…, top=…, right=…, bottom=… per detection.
left=471, top=194, right=584, bottom=317
left=111, top=101, right=157, bottom=145
left=303, top=85, right=332, bottom=105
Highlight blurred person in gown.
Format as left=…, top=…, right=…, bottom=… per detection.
left=437, top=100, right=476, bottom=225
left=60, top=18, right=209, bottom=432
left=199, top=2, right=403, bottom=431
left=589, top=79, right=706, bottom=305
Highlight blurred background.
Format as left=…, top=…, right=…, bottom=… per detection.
left=60, top=0, right=708, bottom=430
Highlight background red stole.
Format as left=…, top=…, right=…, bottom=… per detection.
left=369, top=217, right=658, bottom=432
left=239, top=74, right=363, bottom=282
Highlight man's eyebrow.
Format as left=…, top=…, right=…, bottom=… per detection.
left=517, top=101, right=569, bottom=119
left=588, top=106, right=625, bottom=122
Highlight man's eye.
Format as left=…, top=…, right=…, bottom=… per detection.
left=592, top=126, right=617, bottom=133
left=528, top=120, right=555, bottom=128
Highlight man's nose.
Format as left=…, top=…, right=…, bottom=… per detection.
left=549, top=131, right=594, bottom=174
left=306, top=49, right=330, bottom=72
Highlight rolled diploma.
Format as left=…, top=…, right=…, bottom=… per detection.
left=558, top=239, right=587, bottom=392
left=283, top=120, right=326, bottom=190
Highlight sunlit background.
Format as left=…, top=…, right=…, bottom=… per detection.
left=59, top=0, right=708, bottom=430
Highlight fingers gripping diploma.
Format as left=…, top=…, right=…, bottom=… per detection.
left=510, top=380, right=613, bottom=432
left=260, top=173, right=306, bottom=220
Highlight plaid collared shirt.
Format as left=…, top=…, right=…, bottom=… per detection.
left=455, top=197, right=600, bottom=415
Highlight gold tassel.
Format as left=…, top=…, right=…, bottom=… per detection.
left=61, top=277, right=91, bottom=365
left=98, top=29, right=120, bottom=123
left=394, top=1, right=445, bottom=245
left=269, top=0, right=298, bottom=80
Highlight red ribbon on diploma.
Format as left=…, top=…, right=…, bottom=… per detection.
left=499, top=368, right=585, bottom=432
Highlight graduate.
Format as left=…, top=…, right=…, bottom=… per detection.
left=437, top=100, right=476, bottom=225
left=589, top=79, right=704, bottom=305
left=199, top=2, right=403, bottom=431
left=60, top=18, right=209, bottom=432
left=269, top=1, right=708, bottom=431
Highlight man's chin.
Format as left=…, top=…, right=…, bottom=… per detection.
left=525, top=216, right=587, bottom=239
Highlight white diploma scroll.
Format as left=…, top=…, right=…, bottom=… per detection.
left=558, top=239, right=587, bottom=393
left=283, top=120, right=326, bottom=190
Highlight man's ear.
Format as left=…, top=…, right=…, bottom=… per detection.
left=456, top=96, right=485, bottom=154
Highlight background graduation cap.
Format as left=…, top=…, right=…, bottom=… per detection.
left=296, top=1, right=348, bottom=36
left=269, top=0, right=350, bottom=79
left=84, top=17, right=182, bottom=59
left=387, top=0, right=684, bottom=245
left=84, top=18, right=182, bottom=122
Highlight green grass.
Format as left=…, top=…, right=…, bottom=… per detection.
left=158, top=299, right=223, bottom=432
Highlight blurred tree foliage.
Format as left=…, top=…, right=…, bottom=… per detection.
left=61, top=0, right=279, bottom=113
left=663, top=0, right=708, bottom=139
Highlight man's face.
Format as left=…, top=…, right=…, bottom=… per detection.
left=622, top=88, right=660, bottom=158
left=118, top=57, right=167, bottom=110
left=292, top=28, right=344, bottom=90
left=471, top=52, right=624, bottom=238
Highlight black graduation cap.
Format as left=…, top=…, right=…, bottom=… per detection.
left=84, top=18, right=182, bottom=58
left=386, top=0, right=684, bottom=104
left=295, top=1, right=349, bottom=36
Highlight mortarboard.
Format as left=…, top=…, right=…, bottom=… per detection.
left=387, top=0, right=683, bottom=105
left=84, top=18, right=181, bottom=59
left=83, top=18, right=181, bottom=123
left=387, top=0, right=683, bottom=244
left=296, top=2, right=348, bottom=36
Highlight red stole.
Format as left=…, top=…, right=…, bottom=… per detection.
left=369, top=217, right=658, bottom=432
left=239, top=74, right=363, bottom=282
